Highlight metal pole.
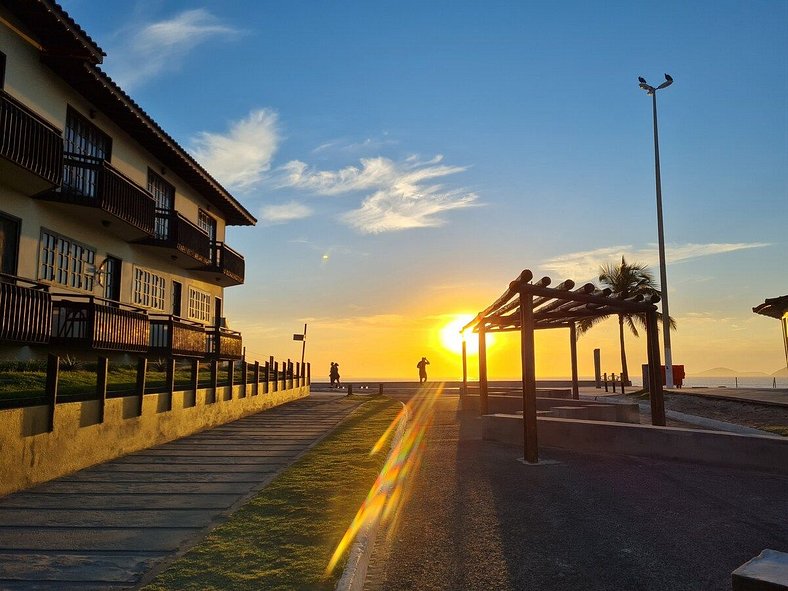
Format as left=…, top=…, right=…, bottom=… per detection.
left=651, top=90, right=674, bottom=388
left=300, top=323, right=307, bottom=367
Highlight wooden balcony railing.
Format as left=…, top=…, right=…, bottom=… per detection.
left=212, top=242, right=245, bottom=284
left=0, top=274, right=52, bottom=345
left=51, top=295, right=149, bottom=352
left=0, top=90, right=63, bottom=186
left=42, top=154, right=155, bottom=236
left=147, top=209, right=212, bottom=264
left=207, top=326, right=243, bottom=360
left=149, top=315, right=207, bottom=357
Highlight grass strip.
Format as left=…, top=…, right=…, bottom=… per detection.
left=142, top=395, right=401, bottom=591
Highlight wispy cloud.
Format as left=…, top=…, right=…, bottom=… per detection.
left=105, top=9, right=239, bottom=89
left=259, top=201, right=313, bottom=224
left=278, top=155, right=480, bottom=233
left=191, top=109, right=280, bottom=191
left=542, top=242, right=770, bottom=280
left=311, top=136, right=397, bottom=155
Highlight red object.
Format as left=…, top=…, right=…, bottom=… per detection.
left=659, top=364, right=685, bottom=387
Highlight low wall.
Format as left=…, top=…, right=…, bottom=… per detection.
left=483, top=414, right=788, bottom=474
left=0, top=383, right=309, bottom=496
left=461, top=395, right=640, bottom=423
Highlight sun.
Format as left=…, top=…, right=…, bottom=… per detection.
left=438, top=314, right=494, bottom=355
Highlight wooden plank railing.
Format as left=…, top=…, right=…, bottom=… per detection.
left=0, top=274, right=52, bottom=344
left=206, top=327, right=243, bottom=360
left=152, top=209, right=212, bottom=264
left=51, top=295, right=149, bottom=352
left=0, top=90, right=63, bottom=185
left=213, top=242, right=245, bottom=284
left=149, top=315, right=207, bottom=357
left=53, top=154, right=155, bottom=235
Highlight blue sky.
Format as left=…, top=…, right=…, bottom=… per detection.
left=61, top=0, right=787, bottom=378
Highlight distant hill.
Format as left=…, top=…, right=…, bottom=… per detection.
left=692, top=367, right=769, bottom=377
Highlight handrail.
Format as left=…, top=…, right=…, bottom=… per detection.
left=0, top=272, right=50, bottom=291
left=50, top=292, right=148, bottom=315
left=0, top=89, right=62, bottom=134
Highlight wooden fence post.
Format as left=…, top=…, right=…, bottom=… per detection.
left=241, top=361, right=248, bottom=398
left=136, top=357, right=147, bottom=417
left=307, top=362, right=311, bottom=385
left=166, top=358, right=175, bottom=411
left=190, top=359, right=199, bottom=407
left=46, top=353, right=59, bottom=433
left=227, top=360, right=234, bottom=400
left=273, top=361, right=279, bottom=392
left=264, top=361, right=270, bottom=394
left=97, top=356, right=108, bottom=424
left=254, top=361, right=260, bottom=396
left=210, top=359, right=218, bottom=403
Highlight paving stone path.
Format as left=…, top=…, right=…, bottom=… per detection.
left=0, top=393, right=359, bottom=590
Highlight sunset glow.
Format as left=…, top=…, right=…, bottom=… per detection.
left=438, top=314, right=495, bottom=356
left=325, top=383, right=443, bottom=577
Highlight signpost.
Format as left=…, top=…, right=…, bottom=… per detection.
left=293, top=323, right=307, bottom=367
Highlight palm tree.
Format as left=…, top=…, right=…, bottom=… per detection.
left=576, top=256, right=676, bottom=384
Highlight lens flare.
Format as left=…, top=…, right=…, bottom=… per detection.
left=324, top=383, right=444, bottom=577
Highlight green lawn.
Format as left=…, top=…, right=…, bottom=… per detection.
left=142, top=396, right=401, bottom=591
left=0, top=361, right=272, bottom=406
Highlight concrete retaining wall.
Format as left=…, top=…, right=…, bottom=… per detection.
left=0, top=383, right=309, bottom=496
left=461, top=395, right=640, bottom=423
left=483, top=414, right=788, bottom=475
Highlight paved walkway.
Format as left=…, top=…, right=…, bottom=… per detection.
left=0, top=393, right=362, bottom=590
left=365, top=388, right=788, bottom=590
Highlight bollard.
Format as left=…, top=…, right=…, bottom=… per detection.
left=347, top=384, right=353, bottom=396
left=603, top=372, right=609, bottom=392
left=612, top=373, right=617, bottom=393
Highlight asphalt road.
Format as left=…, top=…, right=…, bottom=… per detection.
left=364, top=389, right=788, bottom=591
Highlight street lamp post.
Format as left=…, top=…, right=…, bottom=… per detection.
left=638, top=73, right=674, bottom=388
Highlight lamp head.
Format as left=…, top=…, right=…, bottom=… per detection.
left=657, top=73, right=674, bottom=90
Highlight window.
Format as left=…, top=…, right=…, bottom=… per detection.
left=63, top=107, right=112, bottom=196
left=198, top=210, right=216, bottom=241
left=188, top=287, right=212, bottom=323
left=0, top=52, right=6, bottom=89
left=148, top=169, right=175, bottom=239
left=133, top=267, right=166, bottom=310
left=39, top=231, right=95, bottom=290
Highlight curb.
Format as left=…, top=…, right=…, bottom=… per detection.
left=335, top=400, right=409, bottom=591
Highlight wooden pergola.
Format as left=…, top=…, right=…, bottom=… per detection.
left=462, top=269, right=665, bottom=463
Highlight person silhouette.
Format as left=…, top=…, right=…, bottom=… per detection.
left=416, top=357, right=430, bottom=383
left=329, top=362, right=340, bottom=389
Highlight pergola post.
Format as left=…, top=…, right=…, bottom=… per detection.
left=478, top=325, right=488, bottom=415
left=520, top=289, right=538, bottom=463
left=646, top=311, right=666, bottom=425
left=461, top=338, right=468, bottom=397
left=569, top=322, right=579, bottom=400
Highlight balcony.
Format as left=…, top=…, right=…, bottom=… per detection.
left=0, top=90, right=63, bottom=194
left=38, top=154, right=155, bottom=240
left=207, top=326, right=243, bottom=360
left=50, top=295, right=149, bottom=353
left=192, top=242, right=245, bottom=287
left=0, top=274, right=52, bottom=345
left=136, top=209, right=212, bottom=268
left=149, top=315, right=207, bottom=357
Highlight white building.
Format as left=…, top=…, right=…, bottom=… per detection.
left=0, top=0, right=256, bottom=362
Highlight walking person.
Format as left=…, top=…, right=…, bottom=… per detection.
left=416, top=356, right=430, bottom=383
left=329, top=362, right=341, bottom=389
